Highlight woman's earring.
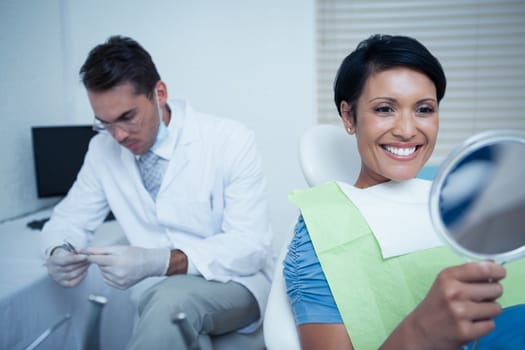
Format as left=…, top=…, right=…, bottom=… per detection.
left=346, top=127, right=352, bottom=133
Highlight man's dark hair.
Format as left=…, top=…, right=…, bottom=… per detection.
left=334, top=34, right=447, bottom=120
left=79, top=35, right=161, bottom=98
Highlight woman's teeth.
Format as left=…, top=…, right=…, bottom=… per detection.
left=384, top=145, right=416, bottom=156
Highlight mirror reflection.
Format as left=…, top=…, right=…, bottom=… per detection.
left=431, top=131, right=525, bottom=261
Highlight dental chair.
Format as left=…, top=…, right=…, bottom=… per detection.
left=263, top=124, right=360, bottom=349
left=298, top=123, right=361, bottom=187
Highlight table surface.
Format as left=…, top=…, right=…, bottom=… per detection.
left=0, top=208, right=125, bottom=301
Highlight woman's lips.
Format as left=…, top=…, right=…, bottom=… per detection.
left=382, top=144, right=421, bottom=160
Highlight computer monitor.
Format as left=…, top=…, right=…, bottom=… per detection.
left=31, top=125, right=97, bottom=198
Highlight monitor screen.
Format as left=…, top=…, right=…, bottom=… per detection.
left=31, top=125, right=97, bottom=198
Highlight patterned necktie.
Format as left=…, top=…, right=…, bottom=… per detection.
left=138, top=151, right=163, bottom=200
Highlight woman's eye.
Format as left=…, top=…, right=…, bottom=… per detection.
left=417, top=106, right=435, bottom=114
left=375, top=105, right=393, bottom=113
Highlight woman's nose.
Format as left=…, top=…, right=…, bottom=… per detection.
left=393, top=111, right=416, bottom=140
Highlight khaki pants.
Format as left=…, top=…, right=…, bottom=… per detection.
left=127, top=275, right=260, bottom=350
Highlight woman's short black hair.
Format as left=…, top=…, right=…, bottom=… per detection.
left=79, top=35, right=161, bottom=98
left=334, top=34, right=447, bottom=120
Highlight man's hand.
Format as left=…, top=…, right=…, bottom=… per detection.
left=86, top=246, right=170, bottom=289
left=46, top=248, right=90, bottom=287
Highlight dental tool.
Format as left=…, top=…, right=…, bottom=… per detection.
left=23, top=313, right=71, bottom=350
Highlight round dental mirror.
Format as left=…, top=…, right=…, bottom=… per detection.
left=430, top=130, right=525, bottom=263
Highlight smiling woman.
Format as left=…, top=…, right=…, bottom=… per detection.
left=283, top=34, right=525, bottom=350
left=341, top=67, right=438, bottom=188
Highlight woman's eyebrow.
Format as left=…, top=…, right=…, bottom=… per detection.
left=368, top=96, right=396, bottom=103
left=367, top=97, right=437, bottom=104
left=416, top=98, right=437, bottom=104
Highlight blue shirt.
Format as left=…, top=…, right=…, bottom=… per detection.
left=283, top=215, right=343, bottom=325
left=283, top=216, right=525, bottom=349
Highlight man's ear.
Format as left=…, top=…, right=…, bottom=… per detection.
left=340, top=101, right=355, bottom=135
left=154, top=81, right=168, bottom=105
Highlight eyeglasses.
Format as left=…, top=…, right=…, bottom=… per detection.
left=92, top=90, right=162, bottom=134
left=92, top=113, right=142, bottom=134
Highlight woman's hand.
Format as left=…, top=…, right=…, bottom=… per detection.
left=390, top=261, right=506, bottom=350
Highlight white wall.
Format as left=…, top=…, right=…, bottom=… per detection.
left=0, top=1, right=315, bottom=239
left=0, top=0, right=66, bottom=221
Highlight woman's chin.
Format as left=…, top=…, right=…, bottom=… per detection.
left=387, top=170, right=420, bottom=182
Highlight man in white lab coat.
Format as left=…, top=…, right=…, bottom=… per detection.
left=40, top=35, right=273, bottom=349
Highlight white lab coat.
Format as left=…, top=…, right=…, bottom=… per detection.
left=41, top=99, right=274, bottom=326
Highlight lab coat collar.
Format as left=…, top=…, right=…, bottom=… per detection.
left=158, top=99, right=197, bottom=189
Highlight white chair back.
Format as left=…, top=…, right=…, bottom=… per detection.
left=263, top=227, right=301, bottom=350
left=264, top=123, right=361, bottom=349
left=299, top=124, right=361, bottom=187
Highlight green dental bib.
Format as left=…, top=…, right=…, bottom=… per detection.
left=290, top=182, right=525, bottom=350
